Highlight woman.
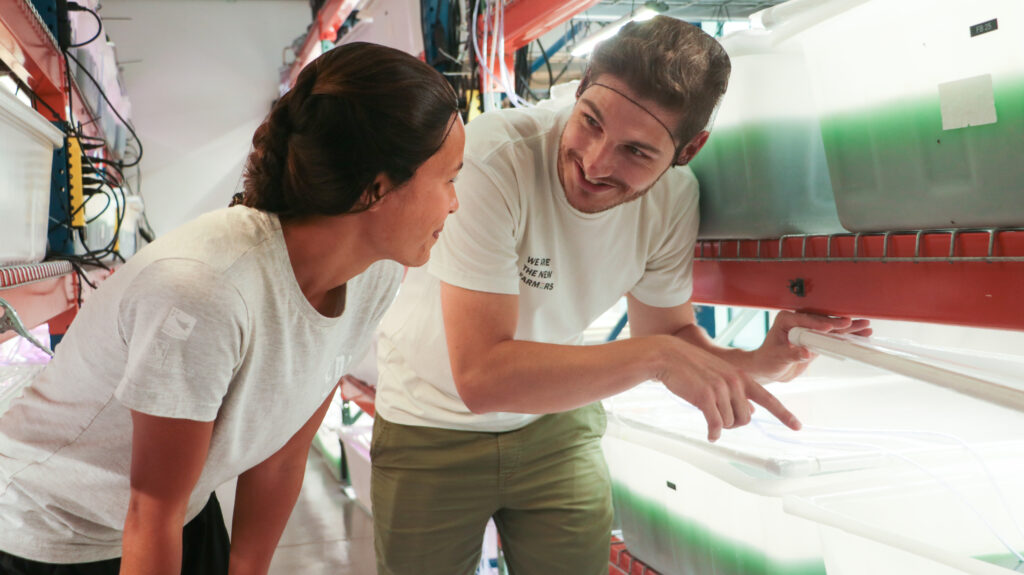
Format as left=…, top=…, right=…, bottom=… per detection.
left=0, top=41, right=463, bottom=574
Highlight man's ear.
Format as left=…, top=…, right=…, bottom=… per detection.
left=362, top=173, right=393, bottom=212
left=675, top=130, right=710, bottom=166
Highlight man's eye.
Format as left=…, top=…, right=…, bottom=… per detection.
left=583, top=114, right=599, bottom=127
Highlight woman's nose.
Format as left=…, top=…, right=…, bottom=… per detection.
left=448, top=187, right=459, bottom=213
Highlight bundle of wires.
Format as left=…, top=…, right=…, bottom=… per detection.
left=466, top=1, right=594, bottom=111
left=18, top=1, right=154, bottom=303
left=471, top=0, right=529, bottom=109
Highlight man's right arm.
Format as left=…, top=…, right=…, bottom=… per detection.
left=441, top=281, right=781, bottom=441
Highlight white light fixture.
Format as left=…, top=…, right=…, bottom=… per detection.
left=571, top=6, right=661, bottom=58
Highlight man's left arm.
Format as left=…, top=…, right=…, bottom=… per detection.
left=227, top=386, right=337, bottom=574
left=626, top=295, right=872, bottom=383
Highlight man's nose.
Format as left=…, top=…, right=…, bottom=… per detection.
left=582, top=139, right=615, bottom=180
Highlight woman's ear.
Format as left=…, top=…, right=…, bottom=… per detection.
left=362, top=172, right=394, bottom=212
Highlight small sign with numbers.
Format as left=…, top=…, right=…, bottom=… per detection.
left=970, top=19, right=998, bottom=37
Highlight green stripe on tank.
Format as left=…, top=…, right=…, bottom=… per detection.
left=972, top=552, right=1024, bottom=572
left=611, top=481, right=827, bottom=575
left=818, top=77, right=1024, bottom=230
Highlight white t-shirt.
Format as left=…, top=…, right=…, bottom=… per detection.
left=0, top=206, right=401, bottom=562
left=375, top=104, right=699, bottom=432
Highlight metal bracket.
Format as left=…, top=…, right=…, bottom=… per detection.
left=0, top=297, right=54, bottom=357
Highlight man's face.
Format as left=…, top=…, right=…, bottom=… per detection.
left=557, top=75, right=681, bottom=214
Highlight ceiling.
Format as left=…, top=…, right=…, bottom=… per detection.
left=587, top=0, right=787, bottom=21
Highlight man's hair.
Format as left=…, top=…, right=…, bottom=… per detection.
left=241, top=42, right=458, bottom=217
left=583, top=16, right=731, bottom=147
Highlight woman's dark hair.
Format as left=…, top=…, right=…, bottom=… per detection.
left=584, top=16, right=730, bottom=147
left=241, top=42, right=459, bottom=217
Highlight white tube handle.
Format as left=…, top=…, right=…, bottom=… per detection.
left=788, top=328, right=1024, bottom=413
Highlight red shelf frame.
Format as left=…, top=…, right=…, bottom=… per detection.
left=475, top=0, right=600, bottom=95
left=339, top=375, right=376, bottom=417
left=0, top=0, right=65, bottom=121
left=0, top=262, right=75, bottom=345
left=0, top=263, right=114, bottom=344
left=284, top=0, right=361, bottom=90
left=502, top=0, right=601, bottom=53
left=692, top=230, right=1024, bottom=332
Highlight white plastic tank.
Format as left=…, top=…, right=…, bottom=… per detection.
left=689, top=1, right=872, bottom=239
left=690, top=21, right=848, bottom=239
left=0, top=88, right=63, bottom=265
left=790, top=0, right=1024, bottom=231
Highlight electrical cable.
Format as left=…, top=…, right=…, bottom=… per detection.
left=472, top=0, right=523, bottom=110
left=550, top=20, right=584, bottom=86
left=25, top=88, right=67, bottom=129
left=83, top=191, right=112, bottom=224
left=68, top=5, right=103, bottom=48
left=63, top=50, right=143, bottom=168
left=535, top=38, right=555, bottom=93
left=494, top=1, right=527, bottom=108
left=9, top=40, right=137, bottom=289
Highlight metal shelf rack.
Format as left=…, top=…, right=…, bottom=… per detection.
left=692, top=229, right=1024, bottom=331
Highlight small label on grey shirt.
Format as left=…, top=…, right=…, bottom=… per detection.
left=160, top=307, right=197, bottom=340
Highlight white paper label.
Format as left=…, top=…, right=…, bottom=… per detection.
left=938, top=74, right=997, bottom=130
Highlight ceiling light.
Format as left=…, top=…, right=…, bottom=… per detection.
left=570, top=3, right=666, bottom=58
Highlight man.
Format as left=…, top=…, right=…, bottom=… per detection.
left=371, top=17, right=870, bottom=575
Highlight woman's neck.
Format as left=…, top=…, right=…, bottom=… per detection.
left=280, top=213, right=378, bottom=317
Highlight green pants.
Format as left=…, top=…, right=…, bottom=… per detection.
left=371, top=403, right=613, bottom=575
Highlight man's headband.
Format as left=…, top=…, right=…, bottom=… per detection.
left=576, top=78, right=678, bottom=152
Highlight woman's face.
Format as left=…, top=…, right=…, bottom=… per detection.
left=372, top=117, right=465, bottom=267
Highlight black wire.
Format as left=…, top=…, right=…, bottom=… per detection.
left=465, top=0, right=482, bottom=119
left=535, top=38, right=555, bottom=92
left=82, top=191, right=112, bottom=224
left=78, top=153, right=126, bottom=256
left=51, top=152, right=128, bottom=269
left=68, top=258, right=96, bottom=290
left=69, top=7, right=103, bottom=48
left=514, top=45, right=533, bottom=102
left=30, top=95, right=66, bottom=127
left=63, top=50, right=143, bottom=168
left=550, top=20, right=584, bottom=86
left=62, top=43, right=78, bottom=138
left=87, top=157, right=127, bottom=187
left=552, top=55, right=575, bottom=86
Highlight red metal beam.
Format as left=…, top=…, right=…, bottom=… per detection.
left=0, top=264, right=113, bottom=344
left=502, top=0, right=601, bottom=53
left=339, top=375, right=375, bottom=417
left=0, top=276, right=75, bottom=345
left=692, top=231, right=1024, bottom=332
left=0, top=0, right=66, bottom=121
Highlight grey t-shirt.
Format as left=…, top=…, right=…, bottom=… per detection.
left=0, top=206, right=401, bottom=562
